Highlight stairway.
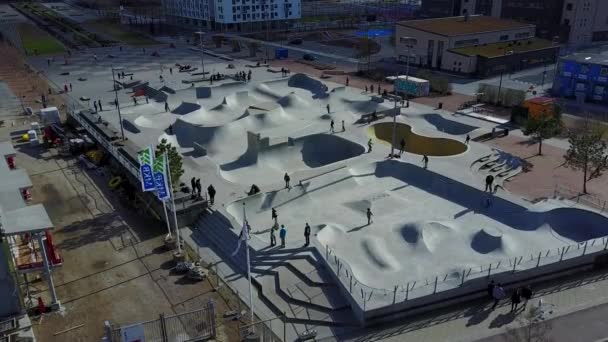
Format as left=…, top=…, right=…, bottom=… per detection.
left=191, top=209, right=357, bottom=339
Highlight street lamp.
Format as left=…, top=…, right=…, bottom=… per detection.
left=111, top=66, right=125, bottom=141
left=496, top=48, right=514, bottom=106
left=194, top=31, right=205, bottom=75
left=390, top=37, right=415, bottom=158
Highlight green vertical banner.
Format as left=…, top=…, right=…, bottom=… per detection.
left=138, top=146, right=155, bottom=192
left=153, top=153, right=170, bottom=201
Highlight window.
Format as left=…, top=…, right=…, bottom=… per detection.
left=566, top=3, right=573, bottom=11
left=500, top=35, right=509, bottom=41
left=454, top=38, right=478, bottom=47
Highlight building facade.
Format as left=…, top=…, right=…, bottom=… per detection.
left=561, top=0, right=608, bottom=47
left=395, top=15, right=559, bottom=76
left=552, top=53, right=608, bottom=104
left=163, top=0, right=301, bottom=30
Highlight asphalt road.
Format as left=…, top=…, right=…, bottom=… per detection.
left=477, top=302, right=608, bottom=342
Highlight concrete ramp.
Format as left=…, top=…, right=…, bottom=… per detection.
left=288, top=73, right=329, bottom=98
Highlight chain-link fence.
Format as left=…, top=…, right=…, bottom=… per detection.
left=107, top=301, right=216, bottom=342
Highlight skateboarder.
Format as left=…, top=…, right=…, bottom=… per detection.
left=304, top=223, right=311, bottom=246
left=284, top=173, right=291, bottom=189
left=367, top=139, right=373, bottom=153
left=326, top=104, right=330, bottom=114
left=207, top=184, right=216, bottom=205
left=366, top=208, right=373, bottom=225
left=330, top=120, right=335, bottom=133
left=270, top=227, right=276, bottom=247
left=271, top=208, right=278, bottom=223
left=399, top=138, right=406, bottom=155
left=465, top=134, right=471, bottom=145
left=98, top=100, right=103, bottom=111
left=279, top=225, right=287, bottom=248
left=133, top=97, right=138, bottom=106
left=485, top=175, right=494, bottom=192
left=422, top=155, right=429, bottom=168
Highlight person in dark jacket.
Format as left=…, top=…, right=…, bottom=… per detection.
left=284, top=173, right=291, bottom=189
left=190, top=177, right=196, bottom=198
left=520, top=285, right=532, bottom=309
left=207, top=184, right=216, bottom=205
left=510, top=288, right=521, bottom=312
left=304, top=223, right=311, bottom=246
left=272, top=208, right=278, bottom=223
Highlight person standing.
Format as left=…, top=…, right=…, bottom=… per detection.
left=465, top=134, right=471, bottom=145
left=400, top=138, right=406, bottom=155
left=510, top=288, right=521, bottom=312
left=422, top=155, right=429, bottom=169
left=98, top=100, right=103, bottom=111
left=370, top=84, right=374, bottom=93
left=190, top=177, right=196, bottom=197
left=93, top=101, right=98, bottom=112
left=69, top=83, right=73, bottom=92
left=366, top=208, right=373, bottom=225
left=195, top=178, right=202, bottom=198
left=207, top=184, right=216, bottom=205
left=169, top=67, right=173, bottom=75
left=520, top=285, right=532, bottom=309
left=485, top=175, right=494, bottom=192
left=284, top=173, right=290, bottom=189
left=272, top=208, right=278, bottom=223
left=165, top=101, right=170, bottom=112
left=492, top=283, right=505, bottom=309
left=346, top=77, right=349, bottom=86
left=326, top=104, right=331, bottom=114
left=330, top=120, right=334, bottom=133
left=270, top=227, right=276, bottom=247
left=279, top=225, right=287, bottom=248
left=133, top=97, right=138, bottom=106
left=367, top=139, right=373, bottom=153
left=304, top=223, right=311, bottom=246
left=365, top=85, right=368, bottom=92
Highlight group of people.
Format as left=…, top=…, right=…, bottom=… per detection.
left=234, top=70, right=252, bottom=82
left=269, top=208, right=312, bottom=248
left=190, top=177, right=216, bottom=204
left=488, top=280, right=533, bottom=312
left=364, top=84, right=384, bottom=96
left=280, top=67, right=291, bottom=77
left=329, top=120, right=345, bottom=134
left=93, top=99, right=103, bottom=112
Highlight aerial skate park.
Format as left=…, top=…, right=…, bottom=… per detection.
left=36, top=46, right=608, bottom=332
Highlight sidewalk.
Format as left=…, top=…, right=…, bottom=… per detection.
left=335, top=268, right=608, bottom=342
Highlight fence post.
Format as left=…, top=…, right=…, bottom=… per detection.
left=487, top=263, right=492, bottom=278
left=560, top=246, right=566, bottom=261
left=159, top=313, right=168, bottom=342
left=349, top=275, right=353, bottom=293
left=433, top=276, right=438, bottom=294
left=512, top=258, right=517, bottom=273
left=392, top=285, right=397, bottom=304
left=326, top=244, right=329, bottom=260
left=583, top=241, right=588, bottom=255
left=604, top=238, right=608, bottom=251
left=405, top=282, right=409, bottom=300
left=460, top=270, right=465, bottom=286
left=536, top=251, right=542, bottom=267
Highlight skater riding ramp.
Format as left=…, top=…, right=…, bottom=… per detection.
left=287, top=73, right=329, bottom=98
left=369, top=122, right=467, bottom=157
left=423, top=114, right=478, bottom=135
left=219, top=133, right=365, bottom=184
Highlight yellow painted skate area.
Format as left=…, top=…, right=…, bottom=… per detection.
left=368, top=122, right=468, bottom=157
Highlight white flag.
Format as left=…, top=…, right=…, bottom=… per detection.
left=231, top=206, right=250, bottom=257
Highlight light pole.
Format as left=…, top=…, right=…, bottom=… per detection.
left=496, top=48, right=513, bottom=106
left=195, top=31, right=205, bottom=75
left=111, top=66, right=125, bottom=141
left=390, top=37, right=415, bottom=158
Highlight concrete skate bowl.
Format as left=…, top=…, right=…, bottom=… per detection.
left=545, top=208, right=608, bottom=243
left=399, top=222, right=455, bottom=253
left=423, top=114, right=478, bottom=135
left=172, top=102, right=201, bottom=115
left=287, top=73, right=328, bottom=99
left=219, top=133, right=365, bottom=183
left=369, top=122, right=468, bottom=156
left=470, top=227, right=507, bottom=254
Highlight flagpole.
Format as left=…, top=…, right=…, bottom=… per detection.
left=165, top=152, right=182, bottom=254
left=162, top=201, right=172, bottom=238
left=243, top=203, right=254, bottom=327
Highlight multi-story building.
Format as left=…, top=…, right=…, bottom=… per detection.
left=395, top=15, right=560, bottom=76
left=552, top=52, right=608, bottom=104
left=163, top=0, right=301, bottom=31
left=561, top=0, right=608, bottom=47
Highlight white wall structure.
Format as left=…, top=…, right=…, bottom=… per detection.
left=561, top=0, right=608, bottom=47
left=163, top=0, right=301, bottom=29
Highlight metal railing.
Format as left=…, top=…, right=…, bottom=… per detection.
left=315, top=232, right=608, bottom=312
left=107, top=301, right=216, bottom=342
left=554, top=184, right=607, bottom=213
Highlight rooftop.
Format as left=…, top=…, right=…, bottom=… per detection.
left=561, top=53, right=608, bottom=67
left=449, top=37, right=557, bottom=58
left=397, top=15, right=534, bottom=37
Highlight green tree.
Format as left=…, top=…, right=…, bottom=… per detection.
left=155, top=139, right=184, bottom=189
left=563, top=121, right=608, bottom=194
left=523, top=111, right=562, bottom=156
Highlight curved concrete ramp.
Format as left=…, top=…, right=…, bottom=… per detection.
left=172, top=102, right=201, bottom=115
left=219, top=133, right=365, bottom=184
left=423, top=113, right=478, bottom=135
left=287, top=73, right=328, bottom=98
left=471, top=227, right=504, bottom=254
left=369, top=122, right=467, bottom=157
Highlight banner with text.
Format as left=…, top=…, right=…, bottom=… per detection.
left=153, top=153, right=170, bottom=201
left=137, top=146, right=156, bottom=192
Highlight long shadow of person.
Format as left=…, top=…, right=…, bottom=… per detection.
left=488, top=311, right=517, bottom=329
left=466, top=305, right=492, bottom=327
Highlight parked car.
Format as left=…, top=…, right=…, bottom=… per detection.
left=303, top=54, right=316, bottom=61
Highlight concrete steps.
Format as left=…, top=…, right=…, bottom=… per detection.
left=193, top=209, right=356, bottom=332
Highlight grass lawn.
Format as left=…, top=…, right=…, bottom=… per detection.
left=18, top=23, right=65, bottom=56
left=87, top=19, right=159, bottom=46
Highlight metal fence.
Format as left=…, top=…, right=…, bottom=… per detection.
left=107, top=301, right=216, bottom=342
left=238, top=316, right=285, bottom=342
left=554, top=185, right=607, bottom=213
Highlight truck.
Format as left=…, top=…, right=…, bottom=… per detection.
left=393, top=76, right=430, bottom=97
